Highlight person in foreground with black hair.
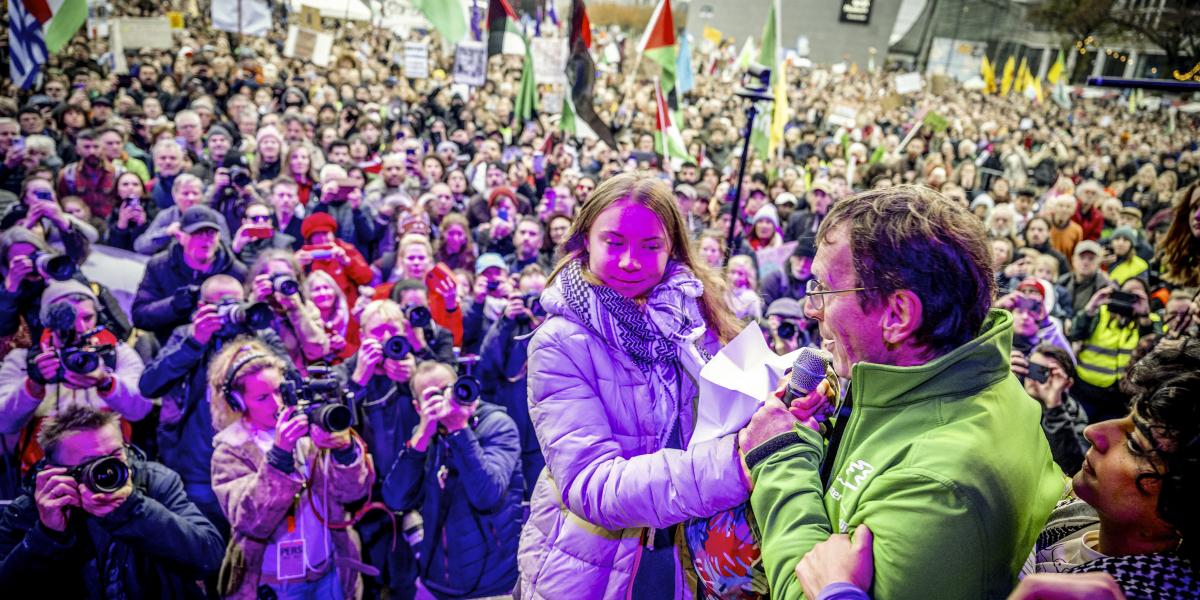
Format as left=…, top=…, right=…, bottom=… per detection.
left=0, top=403, right=224, bottom=597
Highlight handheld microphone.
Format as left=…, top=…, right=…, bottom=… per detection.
left=783, top=347, right=833, bottom=404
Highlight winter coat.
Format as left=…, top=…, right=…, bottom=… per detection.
left=478, top=314, right=539, bottom=462
left=211, top=422, right=375, bottom=600
left=131, top=242, right=247, bottom=344
left=133, top=205, right=231, bottom=257
left=0, top=452, right=225, bottom=598
left=303, top=239, right=373, bottom=308
left=749, top=310, right=1067, bottom=600
left=382, top=402, right=523, bottom=599
left=308, top=199, right=382, bottom=261
left=761, top=266, right=809, bottom=308
left=138, top=324, right=287, bottom=487
left=0, top=343, right=150, bottom=434
left=516, top=281, right=748, bottom=600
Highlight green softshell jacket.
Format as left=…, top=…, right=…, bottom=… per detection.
left=750, top=309, right=1067, bottom=599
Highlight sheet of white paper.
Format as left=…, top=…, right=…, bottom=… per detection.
left=693, top=322, right=801, bottom=444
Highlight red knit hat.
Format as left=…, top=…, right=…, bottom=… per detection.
left=488, top=186, right=516, bottom=208
left=301, top=212, right=338, bottom=240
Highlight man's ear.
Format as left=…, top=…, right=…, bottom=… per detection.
left=881, top=289, right=923, bottom=348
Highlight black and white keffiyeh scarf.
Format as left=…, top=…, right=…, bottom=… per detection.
left=558, top=259, right=712, bottom=447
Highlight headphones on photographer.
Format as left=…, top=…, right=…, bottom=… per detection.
left=222, top=351, right=268, bottom=413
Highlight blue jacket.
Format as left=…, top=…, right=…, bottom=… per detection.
left=0, top=453, right=224, bottom=598
left=382, top=402, right=523, bottom=599
left=138, top=325, right=286, bottom=486
left=478, top=315, right=537, bottom=458
left=131, top=242, right=246, bottom=343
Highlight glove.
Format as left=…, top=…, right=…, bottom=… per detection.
left=172, top=285, right=200, bottom=313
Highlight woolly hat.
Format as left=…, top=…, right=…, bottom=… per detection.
left=301, top=212, right=338, bottom=240
left=40, top=279, right=98, bottom=323
left=488, top=186, right=516, bottom=208
left=255, top=126, right=283, bottom=146
left=751, top=203, right=780, bottom=230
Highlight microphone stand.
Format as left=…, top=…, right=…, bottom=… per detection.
left=726, top=65, right=774, bottom=260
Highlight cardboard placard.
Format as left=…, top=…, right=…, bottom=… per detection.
left=166, top=11, right=184, bottom=29
left=283, top=25, right=333, bottom=67
left=299, top=5, right=322, bottom=31
left=532, top=38, right=567, bottom=85
left=827, top=104, right=858, bottom=128
left=922, top=111, right=949, bottom=133
left=404, top=41, right=430, bottom=79
left=453, top=41, right=486, bottom=86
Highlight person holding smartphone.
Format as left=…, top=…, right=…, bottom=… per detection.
left=231, top=200, right=295, bottom=265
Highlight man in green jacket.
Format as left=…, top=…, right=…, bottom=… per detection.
left=740, top=186, right=1067, bottom=600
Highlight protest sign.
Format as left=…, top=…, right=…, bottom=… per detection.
left=405, top=41, right=430, bottom=79
left=454, top=41, right=487, bottom=86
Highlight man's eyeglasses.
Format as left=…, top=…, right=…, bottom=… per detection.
left=804, top=279, right=874, bottom=310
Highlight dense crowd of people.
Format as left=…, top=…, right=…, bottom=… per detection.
left=0, top=8, right=1197, bottom=600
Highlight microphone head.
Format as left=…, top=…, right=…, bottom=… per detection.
left=789, top=347, right=832, bottom=396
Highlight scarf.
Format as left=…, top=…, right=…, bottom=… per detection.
left=558, top=259, right=711, bottom=447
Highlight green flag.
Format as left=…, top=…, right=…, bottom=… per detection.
left=749, top=0, right=779, bottom=160
left=415, top=0, right=467, bottom=43
left=513, top=36, right=537, bottom=131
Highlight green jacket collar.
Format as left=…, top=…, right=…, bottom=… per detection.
left=850, top=309, right=1014, bottom=408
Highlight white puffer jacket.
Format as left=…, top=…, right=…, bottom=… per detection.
left=517, top=280, right=749, bottom=600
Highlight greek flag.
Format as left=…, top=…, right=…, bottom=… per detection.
left=8, top=0, right=48, bottom=90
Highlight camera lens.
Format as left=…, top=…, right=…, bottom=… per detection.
left=232, top=169, right=252, bottom=188
left=273, top=274, right=300, bottom=296
left=487, top=280, right=500, bottom=292
left=61, top=348, right=100, bottom=374
left=777, top=321, right=797, bottom=340
left=310, top=403, right=353, bottom=433
left=525, top=294, right=545, bottom=317
left=451, top=376, right=481, bottom=406
left=383, top=335, right=412, bottom=360
left=34, top=253, right=77, bottom=281
left=79, top=456, right=130, bottom=493
left=405, top=305, right=432, bottom=328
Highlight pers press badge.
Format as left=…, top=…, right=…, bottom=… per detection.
left=277, top=539, right=306, bottom=580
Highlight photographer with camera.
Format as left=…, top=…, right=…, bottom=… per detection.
left=245, top=250, right=330, bottom=366
left=462, top=253, right=511, bottom=354
left=0, top=226, right=91, bottom=343
left=765, top=298, right=813, bottom=355
left=381, top=361, right=522, bottom=599
left=297, top=212, right=373, bottom=307
left=1009, top=342, right=1089, bottom=475
left=478, top=265, right=547, bottom=499
left=0, top=280, right=149, bottom=476
left=208, top=160, right=263, bottom=234
left=309, top=164, right=380, bottom=261
left=138, top=274, right=286, bottom=533
left=233, top=200, right=296, bottom=265
left=0, top=404, right=224, bottom=596
left=208, top=340, right=374, bottom=599
left=1070, top=277, right=1162, bottom=423
left=1, top=176, right=97, bottom=252
left=132, top=204, right=245, bottom=344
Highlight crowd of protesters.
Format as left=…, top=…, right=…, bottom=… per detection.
left=0, top=8, right=1196, bottom=600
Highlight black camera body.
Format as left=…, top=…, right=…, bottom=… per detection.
left=450, top=376, right=482, bottom=406
left=281, top=365, right=354, bottom=432
left=59, top=342, right=117, bottom=377
left=32, top=252, right=76, bottom=281
left=1108, top=290, right=1139, bottom=318
left=68, top=455, right=130, bottom=493
left=777, top=321, right=798, bottom=340
left=36, top=301, right=117, bottom=384
left=216, top=299, right=274, bottom=333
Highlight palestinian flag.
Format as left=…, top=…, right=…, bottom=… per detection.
left=564, top=0, right=617, bottom=149
left=487, top=0, right=524, bottom=57
left=639, top=0, right=677, bottom=95
left=654, top=78, right=693, bottom=166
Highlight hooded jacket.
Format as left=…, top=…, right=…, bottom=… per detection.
left=749, top=310, right=1066, bottom=600
left=516, top=277, right=748, bottom=599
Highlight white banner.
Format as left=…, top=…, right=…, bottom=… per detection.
left=532, top=37, right=567, bottom=85
left=113, top=17, right=173, bottom=49
left=404, top=41, right=430, bottom=79
left=81, top=245, right=150, bottom=319
left=893, top=72, right=923, bottom=95
left=212, top=0, right=271, bottom=37
left=453, top=40, right=486, bottom=86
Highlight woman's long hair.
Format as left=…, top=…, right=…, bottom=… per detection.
left=434, top=212, right=477, bottom=269
left=305, top=269, right=350, bottom=339
left=1159, top=182, right=1200, bottom=288
left=550, top=172, right=741, bottom=343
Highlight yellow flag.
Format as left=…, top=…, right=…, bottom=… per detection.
left=981, top=56, right=996, bottom=94
left=770, top=66, right=788, bottom=154
left=1047, top=50, right=1065, bottom=85
left=1015, top=57, right=1029, bottom=93
left=1001, top=56, right=1016, bottom=95
left=1031, top=76, right=1044, bottom=103
left=703, top=26, right=723, bottom=46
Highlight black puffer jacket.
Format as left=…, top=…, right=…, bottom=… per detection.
left=0, top=451, right=224, bottom=598
left=130, top=242, right=246, bottom=343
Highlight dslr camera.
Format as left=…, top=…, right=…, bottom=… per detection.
left=32, top=252, right=76, bottom=281
left=281, top=365, right=354, bottom=432
left=448, top=376, right=482, bottom=406
left=69, top=454, right=130, bottom=493
left=33, top=301, right=117, bottom=385
left=216, top=299, right=274, bottom=333
left=1107, top=290, right=1139, bottom=319
left=404, top=304, right=432, bottom=328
